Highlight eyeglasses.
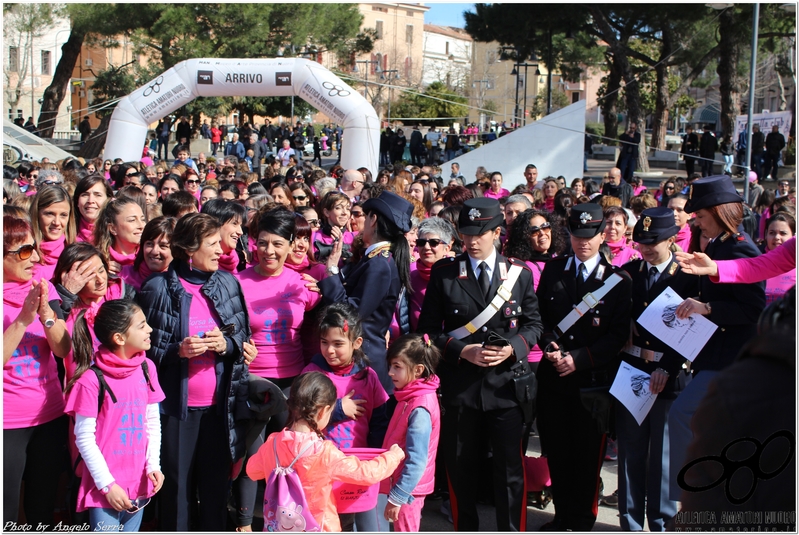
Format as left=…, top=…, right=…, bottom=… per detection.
left=29, top=173, right=39, bottom=179
left=665, top=186, right=675, bottom=190
left=42, top=180, right=61, bottom=186
left=530, top=222, right=552, bottom=235
left=306, top=219, right=320, bottom=227
left=186, top=179, right=200, bottom=184
left=293, top=195, right=307, bottom=201
left=416, top=238, right=443, bottom=248
left=126, top=497, right=151, bottom=513
left=351, top=211, right=364, bottom=218
left=125, top=171, right=138, bottom=177
left=156, top=171, right=165, bottom=176
left=6, top=242, right=36, bottom=260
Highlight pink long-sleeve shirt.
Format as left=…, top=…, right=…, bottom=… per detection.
left=713, top=237, right=796, bottom=284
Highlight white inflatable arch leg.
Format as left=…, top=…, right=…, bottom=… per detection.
left=104, top=58, right=380, bottom=175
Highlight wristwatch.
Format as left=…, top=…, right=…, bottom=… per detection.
left=100, top=484, right=112, bottom=495
left=42, top=317, right=56, bottom=328
left=704, top=302, right=712, bottom=315
left=327, top=265, right=340, bottom=276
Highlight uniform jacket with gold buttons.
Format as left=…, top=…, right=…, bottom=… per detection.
left=417, top=253, right=543, bottom=411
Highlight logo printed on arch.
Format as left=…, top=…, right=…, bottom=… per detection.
left=197, top=71, right=213, bottom=85
left=276, top=72, right=292, bottom=86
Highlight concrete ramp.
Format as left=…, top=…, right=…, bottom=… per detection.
left=447, top=100, right=586, bottom=190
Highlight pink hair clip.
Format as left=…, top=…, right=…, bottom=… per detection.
left=423, top=333, right=431, bottom=347
left=342, top=320, right=349, bottom=333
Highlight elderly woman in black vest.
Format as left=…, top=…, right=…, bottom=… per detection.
left=137, top=213, right=254, bottom=531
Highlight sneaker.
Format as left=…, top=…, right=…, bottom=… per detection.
left=600, top=490, right=619, bottom=507
left=440, top=499, right=453, bottom=524
left=604, top=438, right=618, bottom=461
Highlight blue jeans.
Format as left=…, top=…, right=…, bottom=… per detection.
left=723, top=154, right=733, bottom=174
left=89, top=507, right=143, bottom=532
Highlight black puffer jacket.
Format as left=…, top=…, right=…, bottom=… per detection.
left=137, top=260, right=251, bottom=462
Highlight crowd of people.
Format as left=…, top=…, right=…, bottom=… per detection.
left=2, top=120, right=795, bottom=533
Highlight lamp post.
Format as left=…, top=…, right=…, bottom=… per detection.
left=472, top=79, right=491, bottom=129
left=516, top=63, right=540, bottom=125
left=353, top=59, right=380, bottom=101
left=510, top=64, right=520, bottom=128
left=380, top=69, right=400, bottom=125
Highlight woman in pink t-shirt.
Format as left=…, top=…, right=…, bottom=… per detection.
left=94, top=197, right=146, bottom=279
left=74, top=175, right=113, bottom=245
left=120, top=216, right=176, bottom=292
left=761, top=213, right=796, bottom=304
left=31, top=184, right=77, bottom=283
left=64, top=299, right=165, bottom=531
left=3, top=216, right=71, bottom=527
left=484, top=171, right=510, bottom=200
left=603, top=206, right=641, bottom=266
left=233, top=208, right=321, bottom=531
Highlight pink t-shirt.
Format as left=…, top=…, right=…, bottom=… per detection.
left=484, top=188, right=510, bottom=200
left=64, top=352, right=165, bottom=511
left=236, top=267, right=320, bottom=378
left=3, top=279, right=66, bottom=429
left=765, top=268, right=796, bottom=304
left=182, top=281, right=219, bottom=407
left=302, top=360, right=388, bottom=450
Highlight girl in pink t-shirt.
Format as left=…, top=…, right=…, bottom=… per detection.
left=302, top=303, right=390, bottom=532
left=64, top=299, right=165, bottom=532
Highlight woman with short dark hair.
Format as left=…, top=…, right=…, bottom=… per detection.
left=201, top=198, right=247, bottom=272
left=137, top=212, right=253, bottom=531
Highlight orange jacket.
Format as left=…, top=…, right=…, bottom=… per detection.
left=246, top=429, right=404, bottom=532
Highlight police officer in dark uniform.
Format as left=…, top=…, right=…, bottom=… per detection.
left=667, top=175, right=765, bottom=502
left=618, top=207, right=698, bottom=531
left=417, top=197, right=543, bottom=532
left=535, top=203, right=633, bottom=531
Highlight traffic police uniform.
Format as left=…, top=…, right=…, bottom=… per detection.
left=417, top=198, right=543, bottom=532
left=535, top=203, right=632, bottom=531
left=667, top=175, right=766, bottom=501
left=618, top=207, right=699, bottom=531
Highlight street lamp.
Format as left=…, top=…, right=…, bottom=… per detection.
left=380, top=69, right=400, bottom=124
left=472, top=79, right=491, bottom=128
left=516, top=63, right=540, bottom=125
left=353, top=59, right=380, bottom=100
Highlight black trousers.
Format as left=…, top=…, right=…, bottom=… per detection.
left=442, top=404, right=526, bottom=531
left=684, top=155, right=696, bottom=176
left=3, top=415, right=67, bottom=526
left=537, top=365, right=606, bottom=531
left=159, top=408, right=231, bottom=531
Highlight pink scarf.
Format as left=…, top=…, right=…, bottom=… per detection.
left=285, top=255, right=311, bottom=273
left=3, top=279, right=31, bottom=308
left=108, top=245, right=137, bottom=267
left=217, top=248, right=239, bottom=273
left=606, top=237, right=628, bottom=258
left=39, top=235, right=66, bottom=266
left=76, top=221, right=95, bottom=244
left=415, top=261, right=432, bottom=282
left=120, top=262, right=154, bottom=290
left=394, top=375, right=440, bottom=403
left=93, top=346, right=146, bottom=380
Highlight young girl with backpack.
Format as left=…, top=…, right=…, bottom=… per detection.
left=380, top=333, right=441, bottom=532
left=246, top=371, right=404, bottom=532
left=64, top=299, right=165, bottom=531
left=301, top=303, right=390, bottom=531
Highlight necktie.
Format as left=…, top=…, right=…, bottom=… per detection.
left=578, top=263, right=588, bottom=282
left=478, top=261, right=491, bottom=298
left=647, top=266, right=659, bottom=291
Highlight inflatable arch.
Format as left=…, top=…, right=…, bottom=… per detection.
left=104, top=58, right=380, bottom=174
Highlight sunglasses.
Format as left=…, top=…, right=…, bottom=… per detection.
left=665, top=186, right=675, bottom=190
left=29, top=174, right=39, bottom=179
left=186, top=179, right=200, bottom=184
left=125, top=171, right=138, bottom=177
left=351, top=211, right=364, bottom=218
left=6, top=242, right=36, bottom=260
left=530, top=222, right=552, bottom=235
left=126, top=497, right=151, bottom=513
left=41, top=180, right=60, bottom=186
left=306, top=219, right=320, bottom=227
left=416, top=238, right=443, bottom=248
left=293, top=195, right=307, bottom=201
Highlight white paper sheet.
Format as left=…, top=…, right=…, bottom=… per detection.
left=610, top=362, right=657, bottom=426
left=635, top=286, right=718, bottom=362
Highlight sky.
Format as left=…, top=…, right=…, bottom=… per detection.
left=424, top=3, right=475, bottom=28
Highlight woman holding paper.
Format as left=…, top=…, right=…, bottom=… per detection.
left=618, top=207, right=698, bottom=531
left=665, top=175, right=765, bottom=507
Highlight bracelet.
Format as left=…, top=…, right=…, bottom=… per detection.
left=705, top=302, right=712, bottom=314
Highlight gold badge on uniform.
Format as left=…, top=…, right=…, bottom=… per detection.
left=499, top=262, right=508, bottom=280
left=668, top=262, right=678, bottom=276
left=642, top=216, right=652, bottom=231
left=459, top=261, right=468, bottom=279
